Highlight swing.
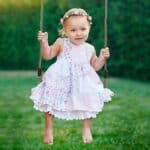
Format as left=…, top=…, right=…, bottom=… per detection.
left=37, top=0, right=108, bottom=87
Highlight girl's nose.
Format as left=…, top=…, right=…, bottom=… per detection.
left=76, top=31, right=81, bottom=36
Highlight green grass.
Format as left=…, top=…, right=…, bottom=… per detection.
left=0, top=71, right=149, bottom=150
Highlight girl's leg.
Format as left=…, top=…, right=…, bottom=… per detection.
left=82, top=119, right=93, bottom=143
left=43, top=112, right=53, bottom=145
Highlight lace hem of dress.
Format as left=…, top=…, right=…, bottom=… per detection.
left=33, top=106, right=104, bottom=120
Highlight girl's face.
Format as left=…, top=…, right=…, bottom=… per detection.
left=63, top=16, right=90, bottom=45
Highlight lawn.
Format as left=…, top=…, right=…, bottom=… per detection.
left=0, top=71, right=149, bottom=150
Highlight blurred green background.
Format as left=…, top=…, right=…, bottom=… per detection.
left=0, top=0, right=149, bottom=81
left=0, top=1, right=150, bottom=150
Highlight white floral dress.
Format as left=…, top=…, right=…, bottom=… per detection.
left=30, top=38, right=114, bottom=120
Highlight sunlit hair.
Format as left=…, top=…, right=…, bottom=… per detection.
left=58, top=8, right=92, bottom=37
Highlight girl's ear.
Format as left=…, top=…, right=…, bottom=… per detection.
left=59, top=28, right=66, bottom=38
left=63, top=27, right=68, bottom=37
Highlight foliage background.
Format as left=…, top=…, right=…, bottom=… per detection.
left=0, top=0, right=149, bottom=81
left=0, top=1, right=149, bottom=149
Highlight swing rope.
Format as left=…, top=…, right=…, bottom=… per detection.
left=103, top=0, right=108, bottom=88
left=37, top=0, right=44, bottom=78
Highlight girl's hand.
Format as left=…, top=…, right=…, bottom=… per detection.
left=37, top=31, right=48, bottom=43
left=100, top=47, right=110, bottom=60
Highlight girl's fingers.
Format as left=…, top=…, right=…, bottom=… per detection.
left=100, top=47, right=110, bottom=58
left=44, top=32, right=48, bottom=36
left=101, top=49, right=109, bottom=54
left=37, top=31, right=48, bottom=42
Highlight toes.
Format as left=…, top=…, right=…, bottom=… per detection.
left=82, top=137, right=93, bottom=143
left=43, top=141, right=53, bottom=145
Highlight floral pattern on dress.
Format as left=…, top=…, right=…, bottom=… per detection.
left=30, top=38, right=114, bottom=120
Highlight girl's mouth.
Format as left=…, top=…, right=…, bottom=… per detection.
left=75, top=38, right=83, bottom=40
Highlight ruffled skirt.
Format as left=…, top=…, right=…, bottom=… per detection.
left=30, top=64, right=114, bottom=120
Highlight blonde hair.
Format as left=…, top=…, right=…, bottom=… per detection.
left=59, top=8, right=92, bottom=37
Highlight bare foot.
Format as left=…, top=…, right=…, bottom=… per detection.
left=82, top=127, right=93, bottom=143
left=43, top=128, right=53, bottom=145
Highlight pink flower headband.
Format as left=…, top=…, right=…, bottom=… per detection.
left=60, top=14, right=92, bottom=25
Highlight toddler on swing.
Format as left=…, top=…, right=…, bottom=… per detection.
left=30, top=8, right=114, bottom=144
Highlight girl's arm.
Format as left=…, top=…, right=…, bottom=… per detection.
left=90, top=47, right=110, bottom=71
left=38, top=31, right=63, bottom=60
left=41, top=38, right=63, bottom=60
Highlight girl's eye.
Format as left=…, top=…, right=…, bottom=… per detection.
left=81, top=28, right=86, bottom=31
left=71, top=29, right=76, bottom=32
